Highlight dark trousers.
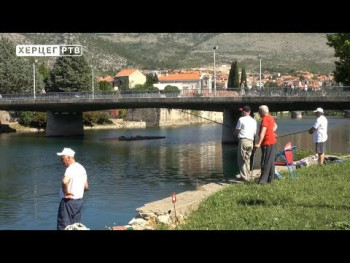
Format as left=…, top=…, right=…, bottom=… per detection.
left=57, top=198, right=84, bottom=230
left=259, top=144, right=275, bottom=184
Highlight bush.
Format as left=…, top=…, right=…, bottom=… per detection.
left=17, top=111, right=47, bottom=129
left=83, top=111, right=112, bottom=126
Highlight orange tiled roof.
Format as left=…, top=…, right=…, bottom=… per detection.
left=158, top=72, right=201, bottom=82
left=97, top=76, right=114, bottom=82
left=115, top=68, right=137, bottom=77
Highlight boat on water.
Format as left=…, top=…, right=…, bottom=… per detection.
left=101, top=135, right=166, bottom=141
left=118, top=135, right=166, bottom=141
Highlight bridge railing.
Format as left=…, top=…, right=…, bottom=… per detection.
left=0, top=86, right=350, bottom=100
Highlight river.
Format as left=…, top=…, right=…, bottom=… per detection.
left=0, top=116, right=349, bottom=230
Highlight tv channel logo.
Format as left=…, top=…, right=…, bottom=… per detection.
left=16, top=45, right=83, bottom=57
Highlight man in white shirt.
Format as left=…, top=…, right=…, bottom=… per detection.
left=309, top=107, right=328, bottom=165
left=233, top=106, right=257, bottom=182
left=56, top=147, right=89, bottom=230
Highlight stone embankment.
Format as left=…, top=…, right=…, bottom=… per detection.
left=121, top=182, right=229, bottom=230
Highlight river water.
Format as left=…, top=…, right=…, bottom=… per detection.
left=1, top=116, right=349, bottom=230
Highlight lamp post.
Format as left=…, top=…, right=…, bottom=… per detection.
left=258, top=55, right=262, bottom=90
left=213, top=46, right=218, bottom=96
left=33, top=59, right=37, bottom=99
left=91, top=65, right=94, bottom=99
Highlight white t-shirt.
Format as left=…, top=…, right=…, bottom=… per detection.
left=235, top=115, right=257, bottom=141
left=59, top=162, right=87, bottom=199
left=312, top=115, right=328, bottom=143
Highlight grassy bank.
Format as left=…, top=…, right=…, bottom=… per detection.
left=176, top=157, right=350, bottom=230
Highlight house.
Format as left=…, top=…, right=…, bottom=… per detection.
left=113, top=68, right=146, bottom=90
left=154, top=71, right=212, bottom=93
left=97, top=76, right=115, bottom=89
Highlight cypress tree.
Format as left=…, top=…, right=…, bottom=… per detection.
left=240, top=67, right=247, bottom=88
left=228, top=60, right=240, bottom=88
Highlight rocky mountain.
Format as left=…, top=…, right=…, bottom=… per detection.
left=1, top=33, right=336, bottom=75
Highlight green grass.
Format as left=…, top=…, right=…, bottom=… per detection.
left=175, top=157, right=350, bottom=230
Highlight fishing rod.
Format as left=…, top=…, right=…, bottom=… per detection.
left=277, top=130, right=309, bottom=138
left=179, top=109, right=310, bottom=138
left=178, top=109, right=234, bottom=129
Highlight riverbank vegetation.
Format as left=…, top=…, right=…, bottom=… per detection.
left=175, top=155, right=350, bottom=230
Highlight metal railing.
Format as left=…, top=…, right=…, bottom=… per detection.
left=0, top=86, right=349, bottom=101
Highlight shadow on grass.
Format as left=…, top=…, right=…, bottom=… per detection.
left=237, top=199, right=267, bottom=206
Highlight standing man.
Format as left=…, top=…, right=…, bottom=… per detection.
left=56, top=147, right=89, bottom=230
left=233, top=106, right=257, bottom=182
left=254, top=105, right=278, bottom=185
left=309, top=107, right=328, bottom=165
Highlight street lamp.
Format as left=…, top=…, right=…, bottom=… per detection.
left=213, top=46, right=218, bottom=96
left=258, top=55, right=262, bottom=90
left=91, top=65, right=94, bottom=99
left=33, top=59, right=37, bottom=99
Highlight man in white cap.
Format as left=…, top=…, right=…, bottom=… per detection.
left=56, top=147, right=89, bottom=230
left=233, top=105, right=257, bottom=182
left=309, top=108, right=328, bottom=165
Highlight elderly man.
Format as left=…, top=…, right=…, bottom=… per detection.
left=56, top=147, right=89, bottom=230
left=254, top=105, right=278, bottom=185
left=233, top=105, right=257, bottom=182
left=309, top=107, right=328, bottom=165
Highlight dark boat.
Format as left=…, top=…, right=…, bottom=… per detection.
left=118, top=135, right=166, bottom=141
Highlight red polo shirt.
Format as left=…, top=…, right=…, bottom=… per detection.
left=260, top=114, right=276, bottom=146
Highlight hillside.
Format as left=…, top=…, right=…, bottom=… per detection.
left=0, top=33, right=336, bottom=75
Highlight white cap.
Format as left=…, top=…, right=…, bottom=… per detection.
left=57, top=148, right=75, bottom=157
left=313, top=107, right=324, bottom=113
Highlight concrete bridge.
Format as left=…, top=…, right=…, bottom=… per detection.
left=0, top=88, right=349, bottom=142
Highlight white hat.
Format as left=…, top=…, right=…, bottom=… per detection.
left=57, top=148, right=75, bottom=157
left=313, top=107, right=324, bottom=113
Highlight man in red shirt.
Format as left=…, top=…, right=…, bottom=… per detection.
left=254, top=105, right=278, bottom=184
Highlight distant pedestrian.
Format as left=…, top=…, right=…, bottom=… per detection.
left=233, top=106, right=257, bottom=182
left=308, top=108, right=328, bottom=165
left=254, top=105, right=278, bottom=185
left=56, top=147, right=89, bottom=230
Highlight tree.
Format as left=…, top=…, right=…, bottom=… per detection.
left=163, top=85, right=180, bottom=97
left=46, top=56, right=91, bottom=92
left=0, top=37, right=44, bottom=94
left=327, top=33, right=350, bottom=85
left=38, top=61, right=50, bottom=87
left=240, top=67, right=247, bottom=88
left=99, top=80, right=113, bottom=91
left=228, top=60, right=240, bottom=88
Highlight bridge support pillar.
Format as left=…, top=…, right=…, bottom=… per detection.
left=222, top=109, right=240, bottom=145
left=344, top=110, right=350, bottom=118
left=46, top=111, right=84, bottom=137
left=291, top=111, right=303, bottom=119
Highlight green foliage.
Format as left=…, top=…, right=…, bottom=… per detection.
left=99, top=80, right=113, bottom=91
left=38, top=61, right=50, bottom=86
left=228, top=60, right=240, bottom=88
left=46, top=56, right=91, bottom=92
left=83, top=111, right=112, bottom=126
left=294, top=148, right=314, bottom=160
left=176, top=158, right=350, bottom=230
left=163, top=85, right=180, bottom=97
left=118, top=109, right=127, bottom=119
left=331, top=221, right=350, bottom=230
left=0, top=37, right=44, bottom=94
left=240, top=67, right=247, bottom=87
left=327, top=33, right=350, bottom=85
left=17, top=111, right=47, bottom=129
